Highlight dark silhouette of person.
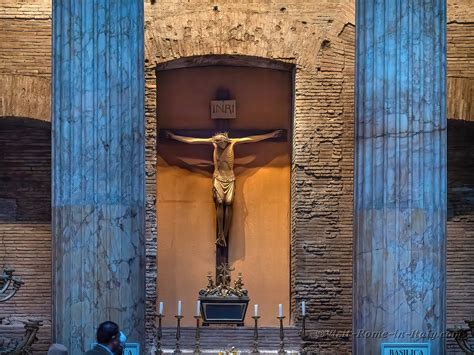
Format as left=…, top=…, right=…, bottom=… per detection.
left=84, top=321, right=124, bottom=355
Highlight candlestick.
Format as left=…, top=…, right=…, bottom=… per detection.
left=159, top=301, right=164, bottom=315
left=251, top=315, right=261, bottom=354
left=302, top=311, right=307, bottom=338
left=254, top=304, right=258, bottom=317
left=173, top=315, right=183, bottom=354
left=301, top=311, right=307, bottom=354
left=193, top=315, right=201, bottom=354
left=177, top=300, right=182, bottom=316
left=279, top=304, right=283, bottom=318
left=155, top=313, right=163, bottom=355
left=277, top=315, right=286, bottom=354
left=196, top=300, right=201, bottom=317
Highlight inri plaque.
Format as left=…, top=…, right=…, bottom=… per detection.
left=211, top=100, right=236, bottom=119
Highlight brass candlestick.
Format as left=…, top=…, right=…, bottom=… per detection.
left=155, top=313, right=163, bottom=355
left=251, top=315, right=261, bottom=354
left=173, top=315, right=183, bottom=354
left=277, top=316, right=286, bottom=354
left=193, top=315, right=201, bottom=354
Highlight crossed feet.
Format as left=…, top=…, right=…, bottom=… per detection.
left=216, top=232, right=227, bottom=247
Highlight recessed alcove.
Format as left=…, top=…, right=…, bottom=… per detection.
left=0, top=117, right=52, bottom=353
left=156, top=56, right=294, bottom=327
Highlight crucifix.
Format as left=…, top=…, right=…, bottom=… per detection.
left=160, top=88, right=287, bottom=280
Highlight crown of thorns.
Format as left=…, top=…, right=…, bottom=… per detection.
left=212, top=132, right=230, bottom=140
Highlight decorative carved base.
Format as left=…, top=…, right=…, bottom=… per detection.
left=199, top=265, right=250, bottom=326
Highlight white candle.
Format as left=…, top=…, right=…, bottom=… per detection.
left=254, top=304, right=258, bottom=317
left=177, top=300, right=182, bottom=316
left=196, top=300, right=201, bottom=316
left=279, top=304, right=283, bottom=317
left=302, top=301, right=306, bottom=316
left=159, top=301, right=163, bottom=315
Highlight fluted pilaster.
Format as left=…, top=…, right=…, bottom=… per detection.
left=354, top=0, right=446, bottom=353
left=52, top=0, right=145, bottom=352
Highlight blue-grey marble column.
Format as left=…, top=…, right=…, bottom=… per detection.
left=354, top=0, right=446, bottom=353
left=52, top=1, right=145, bottom=352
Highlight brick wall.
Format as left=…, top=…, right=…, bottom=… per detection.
left=446, top=120, right=474, bottom=354
left=0, top=2, right=52, bottom=353
left=0, top=122, right=51, bottom=222
left=0, top=122, right=51, bottom=354
left=0, top=1, right=51, bottom=78
left=446, top=3, right=474, bottom=354
left=447, top=3, right=474, bottom=122
left=144, top=1, right=356, bottom=353
left=0, top=0, right=471, bottom=354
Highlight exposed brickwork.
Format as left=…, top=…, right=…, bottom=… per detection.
left=446, top=120, right=474, bottom=354
left=144, top=1, right=356, bottom=353
left=0, top=0, right=471, bottom=354
left=447, top=18, right=474, bottom=122
left=0, top=224, right=52, bottom=354
left=0, top=2, right=52, bottom=353
left=447, top=0, right=474, bottom=23
left=446, top=2, right=474, bottom=354
left=291, top=23, right=355, bottom=355
left=0, top=1, right=51, bottom=78
left=0, top=122, right=51, bottom=353
left=0, top=122, right=51, bottom=222
left=144, top=49, right=159, bottom=354
left=0, top=75, right=50, bottom=121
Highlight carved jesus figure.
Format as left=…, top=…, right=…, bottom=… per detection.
left=167, top=130, right=281, bottom=246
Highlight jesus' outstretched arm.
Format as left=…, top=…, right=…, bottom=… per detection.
left=231, top=129, right=282, bottom=144
left=166, top=131, right=213, bottom=144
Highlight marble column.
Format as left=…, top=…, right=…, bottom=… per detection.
left=354, top=0, right=446, bottom=353
left=52, top=0, right=145, bottom=352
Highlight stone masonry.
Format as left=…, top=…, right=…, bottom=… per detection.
left=0, top=0, right=472, bottom=353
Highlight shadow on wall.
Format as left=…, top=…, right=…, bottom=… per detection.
left=447, top=119, right=474, bottom=220
left=0, top=117, right=51, bottom=222
left=0, top=116, right=52, bottom=353
left=446, top=118, right=474, bottom=354
left=158, top=140, right=288, bottom=178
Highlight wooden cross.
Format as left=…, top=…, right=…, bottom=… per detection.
left=159, top=88, right=287, bottom=282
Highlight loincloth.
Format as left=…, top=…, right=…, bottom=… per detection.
left=213, top=177, right=235, bottom=206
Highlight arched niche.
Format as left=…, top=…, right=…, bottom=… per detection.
left=0, top=116, right=52, bottom=353
left=155, top=55, right=294, bottom=327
